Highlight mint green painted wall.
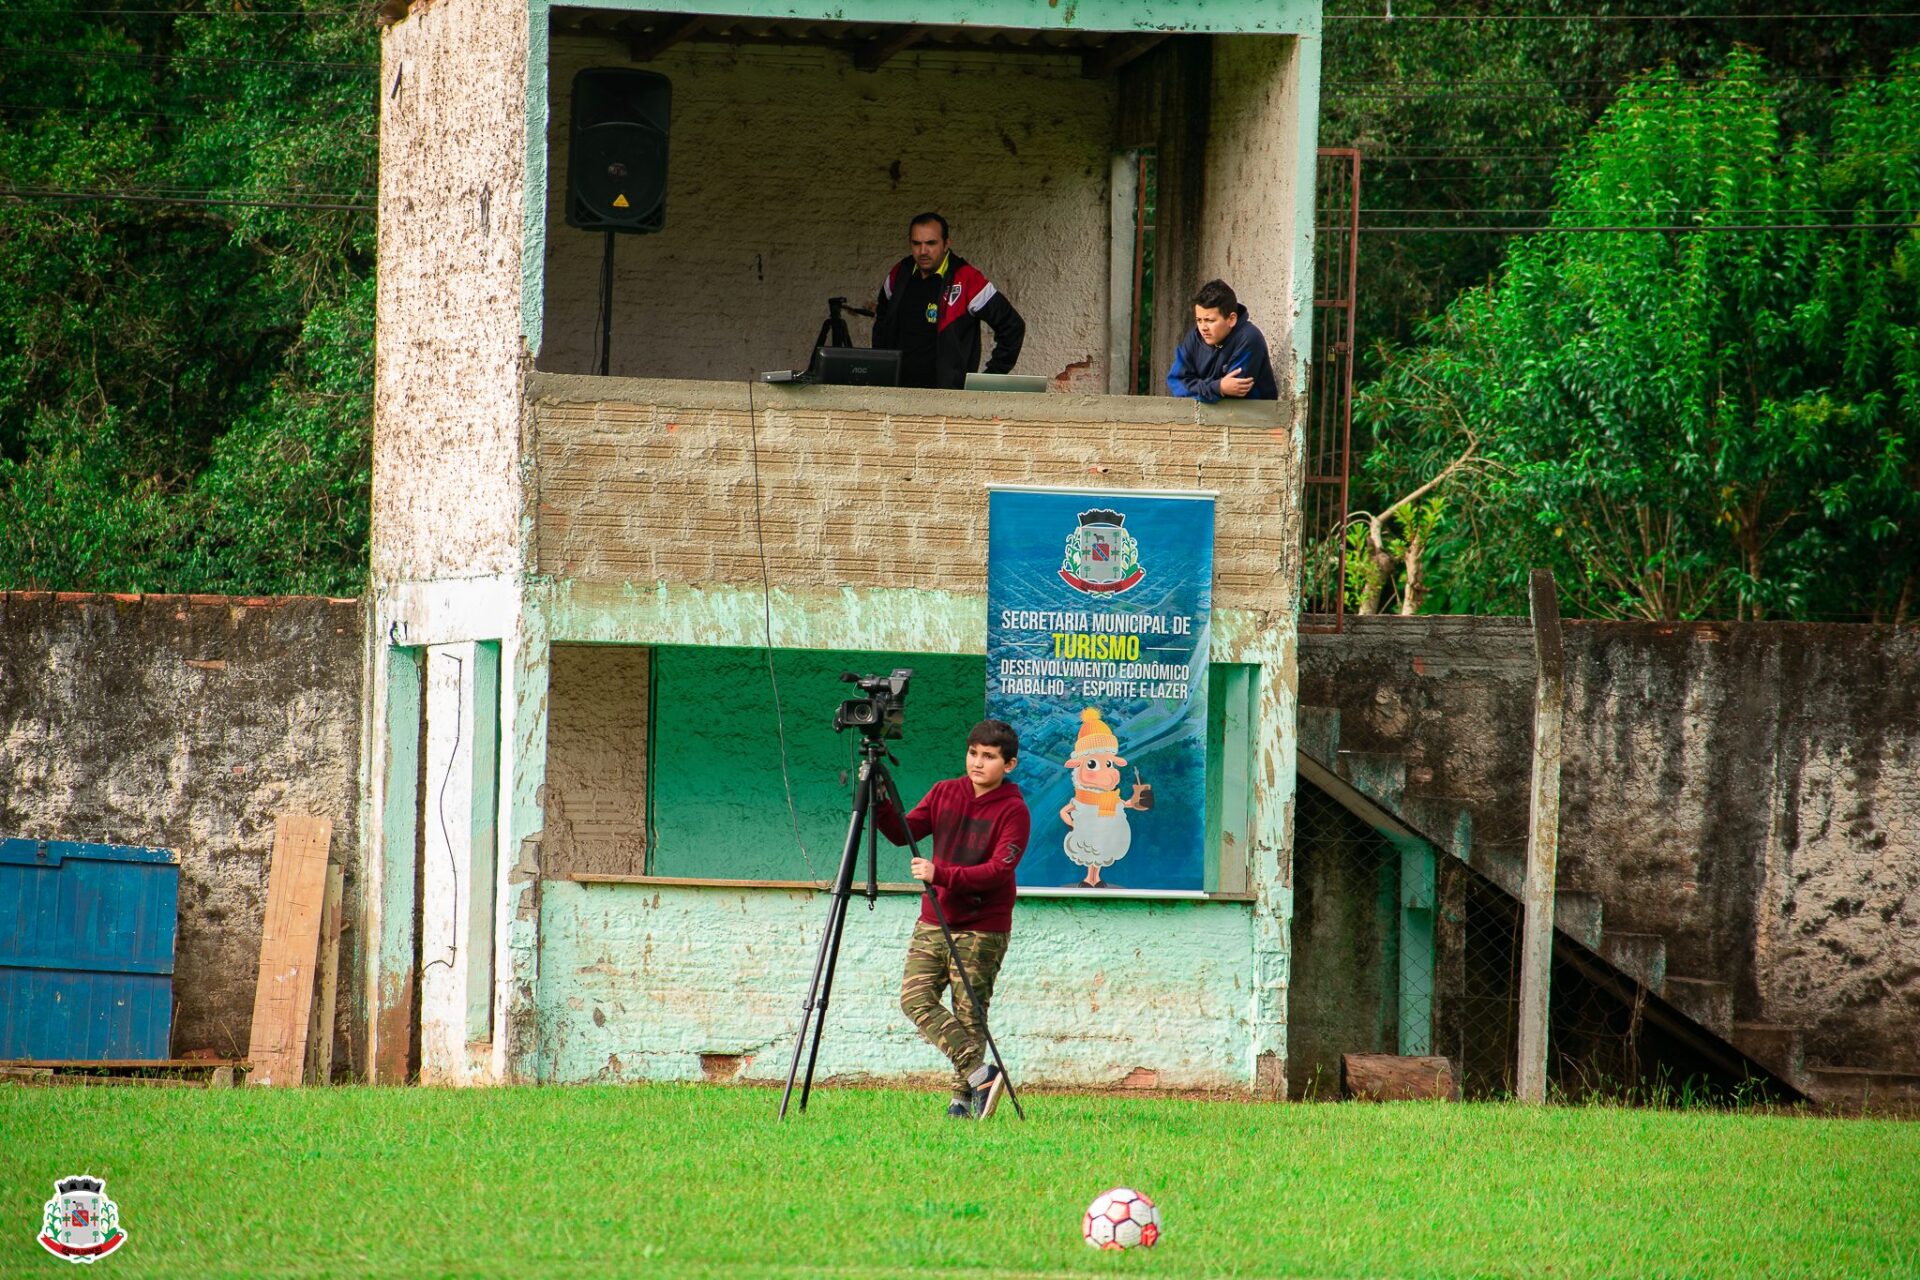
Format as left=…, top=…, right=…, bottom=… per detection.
left=650, top=646, right=1258, bottom=885
left=650, top=646, right=985, bottom=880
left=536, top=880, right=1258, bottom=1088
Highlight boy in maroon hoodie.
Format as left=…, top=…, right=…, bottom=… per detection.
left=878, top=719, right=1030, bottom=1119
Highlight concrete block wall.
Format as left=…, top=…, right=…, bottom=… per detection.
left=0, top=593, right=364, bottom=1070
left=537, top=39, right=1118, bottom=389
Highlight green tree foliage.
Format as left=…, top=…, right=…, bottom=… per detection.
left=0, top=1, right=375, bottom=593
left=1355, top=48, right=1920, bottom=622
left=1324, top=3, right=1920, bottom=385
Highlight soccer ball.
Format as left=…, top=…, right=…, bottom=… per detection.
left=1082, top=1187, right=1161, bottom=1250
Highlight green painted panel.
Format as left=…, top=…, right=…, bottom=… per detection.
left=378, top=647, right=423, bottom=1079
left=648, top=647, right=987, bottom=881
left=1397, top=839, right=1436, bottom=1056
left=468, top=641, right=502, bottom=1043
left=1203, top=664, right=1256, bottom=894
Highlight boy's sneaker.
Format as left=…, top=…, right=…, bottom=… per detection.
left=946, top=1093, right=972, bottom=1119
left=967, top=1063, right=1008, bottom=1119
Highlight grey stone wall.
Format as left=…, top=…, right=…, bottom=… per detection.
left=1298, top=616, right=1920, bottom=1080
left=0, top=593, right=364, bottom=1068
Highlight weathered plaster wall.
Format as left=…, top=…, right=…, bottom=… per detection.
left=536, top=881, right=1254, bottom=1089
left=538, top=39, right=1116, bottom=389
left=1115, top=34, right=1311, bottom=395
left=1197, top=35, right=1303, bottom=378
left=0, top=593, right=364, bottom=1067
left=1297, top=617, right=1920, bottom=1080
left=375, top=0, right=530, bottom=584
left=529, top=375, right=1297, bottom=610
left=1117, top=37, right=1213, bottom=394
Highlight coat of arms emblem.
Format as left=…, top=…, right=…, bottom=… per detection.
left=1059, top=508, right=1144, bottom=594
left=39, top=1176, right=126, bottom=1264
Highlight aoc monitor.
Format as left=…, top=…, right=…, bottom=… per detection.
left=813, top=346, right=902, bottom=387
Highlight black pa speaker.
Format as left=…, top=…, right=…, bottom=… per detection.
left=566, top=68, right=671, bottom=233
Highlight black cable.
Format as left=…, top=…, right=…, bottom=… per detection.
left=744, top=373, right=818, bottom=880
left=424, top=651, right=463, bottom=975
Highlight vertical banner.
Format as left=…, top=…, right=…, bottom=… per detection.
left=987, top=486, right=1215, bottom=894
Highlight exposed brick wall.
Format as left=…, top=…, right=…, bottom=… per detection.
left=529, top=375, right=1298, bottom=615
left=537, top=39, right=1117, bottom=390
left=542, top=643, right=649, bottom=877
left=0, top=593, right=364, bottom=1068
left=374, top=0, right=529, bottom=584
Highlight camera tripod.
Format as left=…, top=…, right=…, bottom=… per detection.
left=778, top=735, right=1024, bottom=1120
left=812, top=294, right=874, bottom=352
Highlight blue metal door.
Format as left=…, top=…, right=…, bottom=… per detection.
left=0, top=838, right=180, bottom=1061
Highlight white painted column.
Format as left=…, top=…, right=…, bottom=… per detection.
left=419, top=642, right=480, bottom=1084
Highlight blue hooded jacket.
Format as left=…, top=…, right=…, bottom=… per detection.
left=1165, top=304, right=1278, bottom=403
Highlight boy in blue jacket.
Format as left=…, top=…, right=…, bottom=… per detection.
left=1166, top=279, right=1279, bottom=403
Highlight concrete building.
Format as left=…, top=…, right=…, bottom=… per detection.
left=367, top=0, right=1323, bottom=1088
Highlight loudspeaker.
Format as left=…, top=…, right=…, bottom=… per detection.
left=566, top=68, right=671, bottom=233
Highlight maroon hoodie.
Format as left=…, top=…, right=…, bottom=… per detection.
left=876, top=778, right=1030, bottom=932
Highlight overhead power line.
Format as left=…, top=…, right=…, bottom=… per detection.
left=1325, top=10, right=1920, bottom=20
left=1348, top=221, right=1918, bottom=233
left=2, top=185, right=373, bottom=211
left=0, top=47, right=374, bottom=71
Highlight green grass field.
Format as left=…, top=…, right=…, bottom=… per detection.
left=4, top=1084, right=1917, bottom=1278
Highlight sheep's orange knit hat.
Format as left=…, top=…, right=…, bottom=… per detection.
left=1067, top=707, right=1120, bottom=762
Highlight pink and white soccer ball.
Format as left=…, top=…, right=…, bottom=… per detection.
left=1082, top=1187, right=1161, bottom=1250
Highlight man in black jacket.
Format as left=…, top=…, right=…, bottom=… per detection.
left=872, top=212, right=1025, bottom=390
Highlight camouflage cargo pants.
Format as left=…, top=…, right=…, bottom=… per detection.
left=900, top=922, right=1010, bottom=1098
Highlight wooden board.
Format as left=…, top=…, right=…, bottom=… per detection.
left=246, top=817, right=334, bottom=1086
left=303, top=863, right=345, bottom=1085
left=1342, top=1053, right=1460, bottom=1102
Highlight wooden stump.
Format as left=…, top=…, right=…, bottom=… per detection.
left=1341, top=1053, right=1460, bottom=1102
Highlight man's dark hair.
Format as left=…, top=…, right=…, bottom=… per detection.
left=1192, top=278, right=1238, bottom=314
left=967, top=719, right=1019, bottom=762
left=908, top=211, right=951, bottom=240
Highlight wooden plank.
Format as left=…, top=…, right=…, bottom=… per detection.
left=1517, top=570, right=1565, bottom=1105
left=303, top=864, right=344, bottom=1085
left=246, top=817, right=334, bottom=1087
left=1342, top=1053, right=1459, bottom=1102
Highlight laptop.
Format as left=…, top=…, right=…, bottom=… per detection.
left=964, top=372, right=1048, bottom=394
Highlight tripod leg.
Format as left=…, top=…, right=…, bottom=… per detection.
left=779, top=883, right=842, bottom=1119
left=778, top=760, right=873, bottom=1118
left=877, top=765, right=1026, bottom=1121
left=797, top=879, right=854, bottom=1111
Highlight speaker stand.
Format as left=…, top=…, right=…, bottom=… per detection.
left=598, top=231, right=616, bottom=377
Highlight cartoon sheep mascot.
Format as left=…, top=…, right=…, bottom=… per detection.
left=1060, top=707, right=1150, bottom=888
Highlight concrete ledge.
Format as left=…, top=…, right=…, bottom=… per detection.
left=526, top=371, right=1291, bottom=431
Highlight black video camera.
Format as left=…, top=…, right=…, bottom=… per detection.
left=833, top=669, right=912, bottom=739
